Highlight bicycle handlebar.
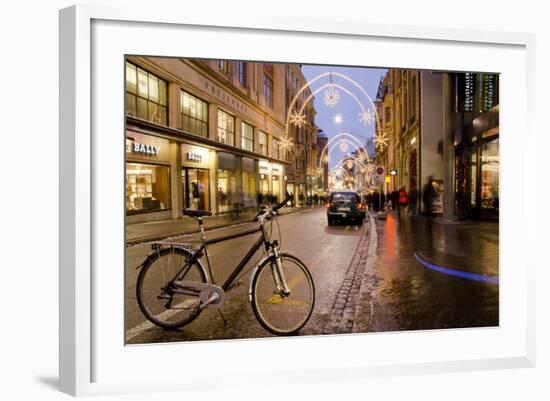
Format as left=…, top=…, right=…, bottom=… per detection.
left=273, top=195, right=293, bottom=213
left=253, top=195, right=293, bottom=222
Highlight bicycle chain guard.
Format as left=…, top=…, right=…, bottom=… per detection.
left=173, top=280, right=226, bottom=310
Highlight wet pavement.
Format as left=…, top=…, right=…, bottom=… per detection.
left=125, top=208, right=366, bottom=344
left=356, top=210, right=499, bottom=332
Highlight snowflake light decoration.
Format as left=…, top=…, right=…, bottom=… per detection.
left=359, top=110, right=375, bottom=126
left=374, top=133, right=389, bottom=151
left=289, top=112, right=306, bottom=127
left=323, top=85, right=340, bottom=108
left=279, top=135, right=294, bottom=154
left=339, top=141, right=349, bottom=152
left=346, top=160, right=354, bottom=170
left=316, top=167, right=324, bottom=176
left=365, top=163, right=375, bottom=175
left=321, top=154, right=330, bottom=164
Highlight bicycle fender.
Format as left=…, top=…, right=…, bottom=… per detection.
left=248, top=254, right=276, bottom=302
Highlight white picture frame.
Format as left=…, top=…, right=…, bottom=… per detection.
left=59, top=4, right=536, bottom=397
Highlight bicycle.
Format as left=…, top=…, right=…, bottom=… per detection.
left=136, top=195, right=315, bottom=336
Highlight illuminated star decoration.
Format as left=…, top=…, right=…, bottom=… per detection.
left=375, top=133, right=389, bottom=151
left=359, top=109, right=375, bottom=126
left=289, top=111, right=306, bottom=127
left=365, top=163, right=375, bottom=175
left=323, top=85, right=340, bottom=108
left=279, top=135, right=294, bottom=154
left=346, top=160, right=354, bottom=170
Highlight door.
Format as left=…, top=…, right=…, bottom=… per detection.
left=182, top=168, right=210, bottom=211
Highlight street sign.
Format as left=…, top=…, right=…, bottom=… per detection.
left=375, top=165, right=385, bottom=176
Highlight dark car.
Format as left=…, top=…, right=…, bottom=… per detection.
left=326, top=190, right=366, bottom=226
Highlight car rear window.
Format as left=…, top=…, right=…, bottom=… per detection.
left=331, top=193, right=360, bottom=202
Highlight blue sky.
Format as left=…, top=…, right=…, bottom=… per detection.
left=301, top=64, right=387, bottom=169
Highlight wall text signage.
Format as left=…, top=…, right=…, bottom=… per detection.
left=131, top=142, right=160, bottom=155
left=187, top=152, right=203, bottom=163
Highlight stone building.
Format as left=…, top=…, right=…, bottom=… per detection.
left=284, top=64, right=318, bottom=202
left=125, top=57, right=292, bottom=223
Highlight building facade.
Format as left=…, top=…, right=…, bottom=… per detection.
left=125, top=57, right=292, bottom=223
left=375, top=69, right=499, bottom=220
left=375, top=69, right=421, bottom=197
left=284, top=64, right=318, bottom=202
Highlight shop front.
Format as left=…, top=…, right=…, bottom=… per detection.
left=455, top=113, right=499, bottom=220
left=241, top=157, right=258, bottom=208
left=217, top=152, right=239, bottom=213
left=271, top=163, right=283, bottom=203
left=257, top=160, right=284, bottom=203
left=181, top=143, right=212, bottom=212
left=126, top=131, right=174, bottom=223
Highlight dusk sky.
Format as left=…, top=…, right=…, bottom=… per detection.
left=301, top=64, right=387, bottom=169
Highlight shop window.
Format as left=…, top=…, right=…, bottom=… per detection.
left=242, top=158, right=258, bottom=207
left=241, top=122, right=254, bottom=152
left=181, top=91, right=209, bottom=137
left=217, top=109, right=235, bottom=146
left=182, top=168, right=210, bottom=211
left=480, top=138, right=499, bottom=210
left=126, top=163, right=170, bottom=214
left=217, top=169, right=238, bottom=213
left=125, top=62, right=167, bottom=125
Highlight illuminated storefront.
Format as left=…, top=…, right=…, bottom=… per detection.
left=181, top=144, right=212, bottom=212
left=126, top=132, right=174, bottom=223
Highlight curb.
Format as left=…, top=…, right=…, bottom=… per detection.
left=126, top=207, right=316, bottom=247
left=351, top=211, right=378, bottom=333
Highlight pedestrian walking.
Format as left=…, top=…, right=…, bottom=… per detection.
left=313, top=193, right=319, bottom=207
left=397, top=187, right=408, bottom=218
left=299, top=192, right=305, bottom=207
left=389, top=189, right=399, bottom=210
left=408, top=185, right=418, bottom=216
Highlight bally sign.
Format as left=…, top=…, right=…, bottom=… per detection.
left=133, top=142, right=160, bottom=155
left=187, top=152, right=203, bottom=163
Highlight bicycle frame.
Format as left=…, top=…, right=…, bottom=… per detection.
left=160, top=217, right=275, bottom=293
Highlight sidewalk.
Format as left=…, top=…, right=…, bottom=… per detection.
left=126, top=206, right=316, bottom=246
left=352, top=210, right=499, bottom=333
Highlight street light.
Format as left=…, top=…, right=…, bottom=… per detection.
left=389, top=168, right=397, bottom=191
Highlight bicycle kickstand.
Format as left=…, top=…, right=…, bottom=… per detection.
left=216, top=309, right=227, bottom=325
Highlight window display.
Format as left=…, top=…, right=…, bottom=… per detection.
left=126, top=163, right=170, bottom=214
left=182, top=168, right=210, bottom=211
left=480, top=137, right=499, bottom=210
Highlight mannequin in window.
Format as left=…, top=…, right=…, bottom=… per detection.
left=191, top=180, right=199, bottom=209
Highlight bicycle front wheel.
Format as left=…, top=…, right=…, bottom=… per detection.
left=137, top=247, right=207, bottom=330
left=251, top=253, right=315, bottom=335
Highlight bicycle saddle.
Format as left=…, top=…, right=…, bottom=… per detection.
left=183, top=208, right=212, bottom=217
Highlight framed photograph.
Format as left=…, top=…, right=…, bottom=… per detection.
left=60, top=4, right=536, bottom=397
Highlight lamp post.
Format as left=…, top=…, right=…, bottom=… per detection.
left=390, top=168, right=397, bottom=191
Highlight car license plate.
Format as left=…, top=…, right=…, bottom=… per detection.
left=338, top=207, right=351, bottom=212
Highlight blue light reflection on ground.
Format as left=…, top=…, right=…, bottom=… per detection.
left=414, top=252, right=499, bottom=285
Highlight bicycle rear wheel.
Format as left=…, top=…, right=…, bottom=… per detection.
left=251, top=253, right=315, bottom=335
left=137, top=247, right=207, bottom=329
